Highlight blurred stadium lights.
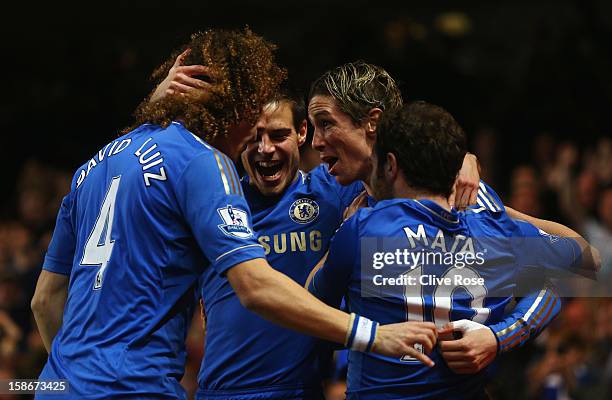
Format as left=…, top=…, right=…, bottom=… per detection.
left=384, top=18, right=428, bottom=49
left=434, top=12, right=472, bottom=36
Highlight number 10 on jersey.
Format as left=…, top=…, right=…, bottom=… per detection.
left=80, top=176, right=121, bottom=290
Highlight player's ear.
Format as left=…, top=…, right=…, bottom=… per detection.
left=366, top=108, right=383, bottom=135
left=297, top=119, right=307, bottom=147
left=386, top=152, right=398, bottom=180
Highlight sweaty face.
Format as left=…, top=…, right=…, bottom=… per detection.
left=308, top=95, right=374, bottom=185
left=242, top=101, right=306, bottom=196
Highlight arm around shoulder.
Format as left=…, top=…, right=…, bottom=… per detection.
left=227, top=257, right=349, bottom=345
left=225, top=257, right=437, bottom=364
left=506, top=206, right=601, bottom=272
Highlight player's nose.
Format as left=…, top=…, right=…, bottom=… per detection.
left=312, top=128, right=325, bottom=151
left=258, top=135, right=275, bottom=154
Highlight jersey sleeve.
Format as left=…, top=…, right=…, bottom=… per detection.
left=512, top=219, right=583, bottom=274
left=475, top=181, right=504, bottom=213
left=176, top=151, right=265, bottom=275
left=308, top=214, right=359, bottom=308
left=43, top=192, right=76, bottom=275
left=488, top=280, right=561, bottom=353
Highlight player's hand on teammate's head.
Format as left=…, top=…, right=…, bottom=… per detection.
left=372, top=321, right=437, bottom=367
left=438, top=319, right=498, bottom=374
left=450, top=153, right=480, bottom=210
left=149, top=49, right=220, bottom=103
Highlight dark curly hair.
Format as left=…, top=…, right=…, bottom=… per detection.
left=375, top=101, right=467, bottom=198
left=127, top=28, right=287, bottom=142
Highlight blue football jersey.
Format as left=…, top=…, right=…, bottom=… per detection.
left=309, top=188, right=582, bottom=399
left=38, top=122, right=265, bottom=399
left=197, top=164, right=363, bottom=400
left=366, top=183, right=562, bottom=354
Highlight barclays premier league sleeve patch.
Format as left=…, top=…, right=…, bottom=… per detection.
left=217, top=205, right=254, bottom=238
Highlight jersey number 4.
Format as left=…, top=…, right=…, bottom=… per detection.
left=80, top=176, right=121, bottom=290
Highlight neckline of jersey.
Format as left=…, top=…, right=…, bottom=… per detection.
left=241, top=170, right=304, bottom=206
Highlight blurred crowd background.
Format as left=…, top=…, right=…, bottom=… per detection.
left=1, top=1, right=611, bottom=399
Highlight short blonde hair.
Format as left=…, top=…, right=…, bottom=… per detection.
left=309, top=61, right=402, bottom=124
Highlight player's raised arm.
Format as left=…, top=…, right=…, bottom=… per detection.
left=449, top=153, right=480, bottom=209
left=440, top=184, right=564, bottom=374
left=506, top=206, right=601, bottom=272
left=227, top=259, right=437, bottom=364
left=149, top=50, right=217, bottom=103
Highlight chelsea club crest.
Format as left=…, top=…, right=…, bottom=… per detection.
left=289, top=198, right=319, bottom=224
left=217, top=205, right=254, bottom=238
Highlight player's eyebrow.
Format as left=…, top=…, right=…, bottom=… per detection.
left=269, top=128, right=293, bottom=135
left=311, top=110, right=332, bottom=118
left=256, top=127, right=292, bottom=135
left=309, top=110, right=333, bottom=124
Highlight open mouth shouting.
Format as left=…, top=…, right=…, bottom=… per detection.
left=321, top=155, right=339, bottom=175
left=255, top=160, right=284, bottom=182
